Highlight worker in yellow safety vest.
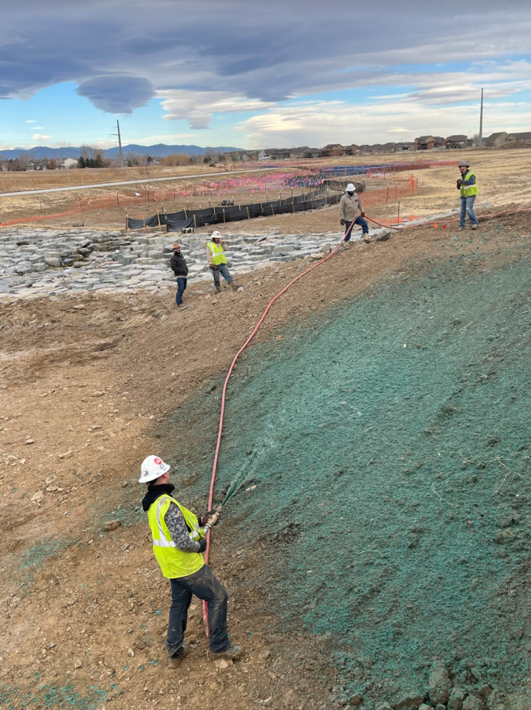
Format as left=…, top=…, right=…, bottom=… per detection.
left=206, top=230, right=238, bottom=293
left=139, top=455, right=242, bottom=666
left=456, top=160, right=479, bottom=230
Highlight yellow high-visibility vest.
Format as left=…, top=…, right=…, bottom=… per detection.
left=460, top=171, right=478, bottom=198
left=146, top=494, right=205, bottom=579
left=207, top=241, right=227, bottom=265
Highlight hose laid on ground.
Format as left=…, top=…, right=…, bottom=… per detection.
left=201, top=203, right=531, bottom=633
left=201, top=219, right=355, bottom=634
left=367, top=206, right=531, bottom=231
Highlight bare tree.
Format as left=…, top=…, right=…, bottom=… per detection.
left=18, top=153, right=32, bottom=170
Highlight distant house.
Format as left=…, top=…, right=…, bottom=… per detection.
left=483, top=132, right=510, bottom=148
left=512, top=131, right=531, bottom=143
left=303, top=148, right=322, bottom=158
left=28, top=159, right=48, bottom=171
left=344, top=144, right=360, bottom=155
left=446, top=134, right=469, bottom=149
left=57, top=158, right=77, bottom=170
left=415, top=136, right=436, bottom=150
left=321, top=144, right=345, bottom=157
left=61, top=157, right=79, bottom=169
left=415, top=135, right=446, bottom=150
left=268, top=149, right=291, bottom=160
left=258, top=150, right=272, bottom=161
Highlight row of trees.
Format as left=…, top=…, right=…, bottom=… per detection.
left=0, top=146, right=227, bottom=171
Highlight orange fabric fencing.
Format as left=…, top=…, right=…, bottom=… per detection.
left=0, top=162, right=445, bottom=228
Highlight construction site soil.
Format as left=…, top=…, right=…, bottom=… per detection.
left=1, top=153, right=531, bottom=710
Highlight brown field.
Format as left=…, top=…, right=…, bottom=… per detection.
left=0, top=147, right=529, bottom=232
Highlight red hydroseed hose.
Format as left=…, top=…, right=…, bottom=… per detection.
left=201, top=205, right=531, bottom=633
left=367, top=206, right=531, bottom=230
left=201, top=220, right=355, bottom=633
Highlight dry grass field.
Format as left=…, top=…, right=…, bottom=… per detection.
left=0, top=147, right=529, bottom=232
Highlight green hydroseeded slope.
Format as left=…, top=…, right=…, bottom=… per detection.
left=168, top=250, right=531, bottom=707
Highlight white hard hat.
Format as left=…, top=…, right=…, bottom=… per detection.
left=212, top=230, right=222, bottom=238
left=139, top=455, right=170, bottom=484
left=346, top=183, right=356, bottom=192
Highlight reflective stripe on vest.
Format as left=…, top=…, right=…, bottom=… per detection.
left=207, top=241, right=227, bottom=265
left=147, top=494, right=205, bottom=579
left=460, top=171, right=478, bottom=198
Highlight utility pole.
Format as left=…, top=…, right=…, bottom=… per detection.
left=112, top=120, right=124, bottom=167
left=479, top=88, right=484, bottom=149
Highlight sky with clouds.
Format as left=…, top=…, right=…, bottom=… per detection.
left=1, top=0, right=530, bottom=151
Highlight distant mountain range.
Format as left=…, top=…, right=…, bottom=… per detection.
left=0, top=144, right=242, bottom=160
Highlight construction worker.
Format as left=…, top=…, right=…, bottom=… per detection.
left=456, top=160, right=479, bottom=230
left=169, top=242, right=189, bottom=309
left=206, top=230, right=237, bottom=293
left=139, top=455, right=242, bottom=666
left=339, top=183, right=369, bottom=245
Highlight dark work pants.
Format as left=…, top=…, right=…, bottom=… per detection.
left=176, top=277, right=187, bottom=305
left=168, top=564, right=229, bottom=655
left=344, top=216, right=369, bottom=241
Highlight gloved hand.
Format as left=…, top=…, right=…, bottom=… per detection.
left=456, top=179, right=463, bottom=188
left=340, top=219, right=345, bottom=225
left=209, top=264, right=219, bottom=271
left=197, top=538, right=207, bottom=553
left=199, top=510, right=221, bottom=527
left=360, top=212, right=366, bottom=218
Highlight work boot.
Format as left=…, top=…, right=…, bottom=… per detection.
left=211, top=644, right=242, bottom=660
left=471, top=224, right=478, bottom=230
left=176, top=304, right=188, bottom=310
left=230, top=282, right=238, bottom=291
left=215, top=285, right=221, bottom=294
left=169, top=644, right=188, bottom=668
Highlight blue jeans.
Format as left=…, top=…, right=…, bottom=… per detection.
left=176, top=277, right=187, bottom=305
left=212, top=263, right=233, bottom=287
left=344, top=216, right=369, bottom=241
left=460, top=196, right=478, bottom=227
left=168, top=565, right=229, bottom=655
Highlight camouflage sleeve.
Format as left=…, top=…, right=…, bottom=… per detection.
left=164, top=503, right=201, bottom=553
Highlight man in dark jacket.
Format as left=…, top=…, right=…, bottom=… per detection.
left=169, top=243, right=189, bottom=308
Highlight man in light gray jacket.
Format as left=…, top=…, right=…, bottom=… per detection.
left=339, top=183, right=369, bottom=244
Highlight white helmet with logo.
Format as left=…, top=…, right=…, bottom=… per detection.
left=346, top=183, right=356, bottom=193
left=212, top=230, right=222, bottom=239
left=139, top=455, right=170, bottom=484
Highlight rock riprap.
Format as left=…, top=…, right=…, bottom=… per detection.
left=0, top=227, right=379, bottom=300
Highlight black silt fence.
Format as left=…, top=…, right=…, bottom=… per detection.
left=126, top=186, right=341, bottom=231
